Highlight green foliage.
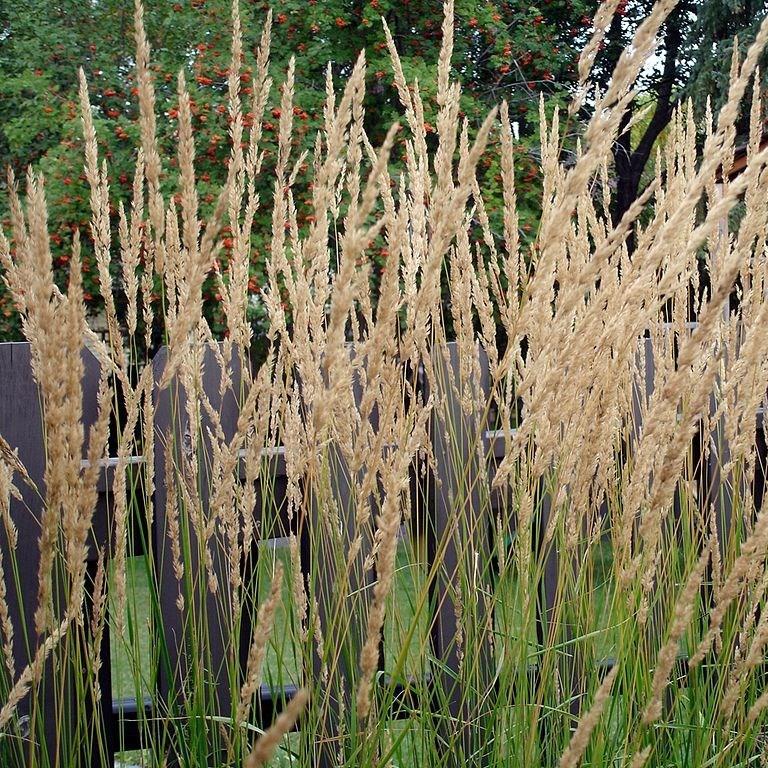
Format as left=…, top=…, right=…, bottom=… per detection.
left=0, top=0, right=597, bottom=344
left=685, top=0, right=768, bottom=117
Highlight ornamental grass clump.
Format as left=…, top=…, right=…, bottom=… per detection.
left=2, top=0, right=768, bottom=766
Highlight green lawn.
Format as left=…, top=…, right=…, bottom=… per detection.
left=110, top=535, right=615, bottom=766
left=110, top=536, right=432, bottom=699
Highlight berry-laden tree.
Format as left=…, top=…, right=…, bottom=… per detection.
left=0, top=0, right=598, bottom=346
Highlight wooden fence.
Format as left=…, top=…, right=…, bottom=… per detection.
left=0, top=337, right=765, bottom=767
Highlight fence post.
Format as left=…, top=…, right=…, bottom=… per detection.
left=0, top=342, right=112, bottom=768
left=426, top=341, right=494, bottom=767
left=152, top=343, right=248, bottom=762
left=302, top=346, right=377, bottom=767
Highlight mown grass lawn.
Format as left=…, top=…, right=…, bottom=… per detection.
left=111, top=534, right=615, bottom=766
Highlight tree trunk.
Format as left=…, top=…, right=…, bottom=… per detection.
left=609, top=3, right=687, bottom=247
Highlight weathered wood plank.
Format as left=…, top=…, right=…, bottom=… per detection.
left=0, top=342, right=113, bottom=767
left=426, top=342, right=494, bottom=767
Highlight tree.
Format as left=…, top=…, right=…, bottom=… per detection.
left=0, top=0, right=600, bottom=343
left=592, top=0, right=768, bottom=232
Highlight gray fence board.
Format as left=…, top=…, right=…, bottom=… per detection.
left=427, top=342, right=495, bottom=767
left=0, top=342, right=113, bottom=767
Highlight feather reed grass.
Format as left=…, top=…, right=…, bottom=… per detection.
left=2, top=0, right=768, bottom=766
